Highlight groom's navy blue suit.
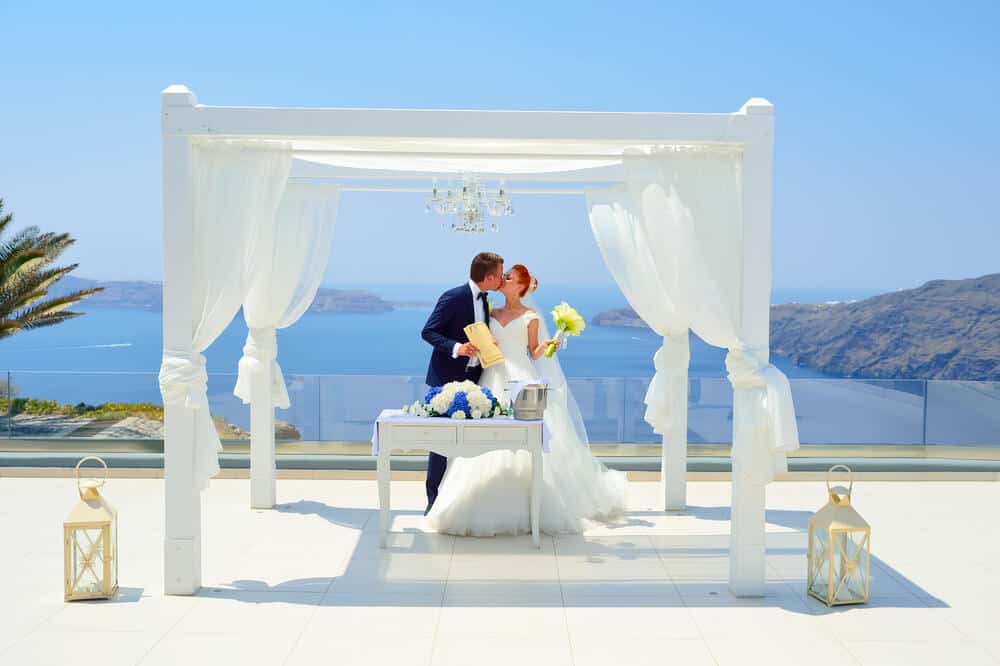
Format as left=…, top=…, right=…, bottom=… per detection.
left=421, top=283, right=489, bottom=510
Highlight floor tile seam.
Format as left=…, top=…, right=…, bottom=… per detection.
left=804, top=604, right=865, bottom=665
left=551, top=535, right=578, bottom=665
left=278, top=594, right=324, bottom=666
left=869, top=558, right=935, bottom=607
left=0, top=605, right=67, bottom=661
left=134, top=595, right=202, bottom=665
left=648, top=531, right=689, bottom=604
left=647, top=531, right=719, bottom=663
left=319, top=531, right=357, bottom=595
left=427, top=535, right=456, bottom=660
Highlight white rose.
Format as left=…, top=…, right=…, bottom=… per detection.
left=430, top=394, right=450, bottom=414
left=451, top=410, right=466, bottom=419
left=471, top=409, right=482, bottom=419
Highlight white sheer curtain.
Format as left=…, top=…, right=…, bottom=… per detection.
left=158, top=139, right=292, bottom=490
left=234, top=183, right=341, bottom=406
left=586, top=188, right=689, bottom=438
left=622, top=146, right=799, bottom=483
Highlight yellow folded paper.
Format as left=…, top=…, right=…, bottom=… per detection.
left=463, top=322, right=505, bottom=369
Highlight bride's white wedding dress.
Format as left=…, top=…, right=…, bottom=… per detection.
left=426, top=308, right=626, bottom=535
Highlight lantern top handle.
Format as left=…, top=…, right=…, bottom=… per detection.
left=76, top=456, right=109, bottom=498
left=826, top=464, right=854, bottom=497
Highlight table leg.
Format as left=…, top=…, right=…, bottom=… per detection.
left=377, top=449, right=390, bottom=548
left=531, top=445, right=542, bottom=548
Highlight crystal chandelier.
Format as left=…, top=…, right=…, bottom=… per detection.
left=425, top=175, right=513, bottom=232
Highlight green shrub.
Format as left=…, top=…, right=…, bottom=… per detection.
left=0, top=398, right=164, bottom=420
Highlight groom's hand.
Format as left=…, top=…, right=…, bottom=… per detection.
left=457, top=342, right=480, bottom=358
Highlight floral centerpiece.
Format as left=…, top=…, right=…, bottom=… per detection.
left=403, top=380, right=510, bottom=419
left=544, top=301, right=586, bottom=357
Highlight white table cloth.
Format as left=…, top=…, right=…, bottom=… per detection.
left=373, top=409, right=548, bottom=547
left=371, top=410, right=551, bottom=455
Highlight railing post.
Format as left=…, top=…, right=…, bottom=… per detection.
left=7, top=371, right=12, bottom=438
left=922, top=379, right=929, bottom=445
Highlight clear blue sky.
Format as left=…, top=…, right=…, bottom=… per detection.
left=1, top=1, right=997, bottom=292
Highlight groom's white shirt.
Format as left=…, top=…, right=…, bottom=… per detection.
left=452, top=279, right=486, bottom=369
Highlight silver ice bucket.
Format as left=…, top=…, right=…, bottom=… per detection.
left=512, top=383, right=548, bottom=421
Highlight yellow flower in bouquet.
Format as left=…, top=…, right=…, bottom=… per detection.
left=545, top=302, right=586, bottom=357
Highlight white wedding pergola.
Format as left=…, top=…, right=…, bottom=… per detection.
left=159, top=84, right=799, bottom=598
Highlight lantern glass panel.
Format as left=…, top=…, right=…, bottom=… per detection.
left=110, top=517, right=118, bottom=587
left=809, top=528, right=830, bottom=599
left=831, top=529, right=869, bottom=603
left=70, top=527, right=105, bottom=595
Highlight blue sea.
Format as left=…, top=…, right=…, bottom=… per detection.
left=5, top=284, right=994, bottom=447
left=0, top=285, right=872, bottom=382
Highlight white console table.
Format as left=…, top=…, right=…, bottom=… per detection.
left=372, top=409, right=548, bottom=548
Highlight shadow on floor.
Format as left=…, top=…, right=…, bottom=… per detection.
left=209, top=502, right=947, bottom=612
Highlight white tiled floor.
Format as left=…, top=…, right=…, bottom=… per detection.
left=1, top=476, right=998, bottom=665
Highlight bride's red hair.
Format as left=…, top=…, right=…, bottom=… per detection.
left=509, top=264, right=538, bottom=298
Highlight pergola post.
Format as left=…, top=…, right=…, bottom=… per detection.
left=161, top=85, right=204, bottom=594
left=728, top=98, right=776, bottom=597
left=662, top=334, right=689, bottom=511
left=250, top=346, right=276, bottom=509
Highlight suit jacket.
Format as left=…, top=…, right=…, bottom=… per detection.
left=422, top=283, right=489, bottom=386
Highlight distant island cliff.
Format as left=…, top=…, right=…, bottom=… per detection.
left=591, top=274, right=1000, bottom=381
left=52, top=277, right=396, bottom=314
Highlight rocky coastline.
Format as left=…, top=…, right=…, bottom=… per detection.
left=52, top=276, right=396, bottom=314
left=590, top=274, right=1000, bottom=381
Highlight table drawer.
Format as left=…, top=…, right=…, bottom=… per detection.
left=463, top=427, right=528, bottom=445
left=390, top=425, right=457, bottom=444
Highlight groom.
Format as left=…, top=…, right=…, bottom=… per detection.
left=420, top=252, right=505, bottom=514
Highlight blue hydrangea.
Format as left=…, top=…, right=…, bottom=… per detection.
left=480, top=387, right=494, bottom=402
left=424, top=386, right=443, bottom=404
left=447, top=391, right=470, bottom=417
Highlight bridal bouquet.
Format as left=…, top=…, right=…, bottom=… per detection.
left=403, top=380, right=509, bottom=419
left=544, top=301, right=586, bottom=357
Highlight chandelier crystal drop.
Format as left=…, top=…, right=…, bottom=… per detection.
left=425, top=175, right=513, bottom=233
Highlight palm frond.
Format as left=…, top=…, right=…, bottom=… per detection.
left=0, top=199, right=12, bottom=237
left=12, top=289, right=102, bottom=322
left=0, top=310, right=84, bottom=337
left=0, top=199, right=100, bottom=340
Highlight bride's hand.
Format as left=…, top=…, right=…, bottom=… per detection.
left=543, top=338, right=561, bottom=351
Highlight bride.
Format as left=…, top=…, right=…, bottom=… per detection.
left=426, top=264, right=626, bottom=535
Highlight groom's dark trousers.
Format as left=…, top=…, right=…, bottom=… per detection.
left=421, top=283, right=488, bottom=511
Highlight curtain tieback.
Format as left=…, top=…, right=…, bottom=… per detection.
left=643, top=331, right=690, bottom=436
left=234, top=327, right=291, bottom=410
left=158, top=350, right=221, bottom=490
left=159, top=350, right=209, bottom=409
left=725, top=346, right=800, bottom=454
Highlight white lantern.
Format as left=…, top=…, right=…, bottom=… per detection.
left=64, top=457, right=118, bottom=601
left=807, top=465, right=870, bottom=606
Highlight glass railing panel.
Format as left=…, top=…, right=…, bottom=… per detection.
left=688, top=377, right=734, bottom=444
left=2, top=371, right=998, bottom=451
left=925, top=380, right=1000, bottom=446
left=789, top=379, right=925, bottom=445
left=5, top=371, right=162, bottom=439
left=206, top=373, right=321, bottom=442
left=622, top=377, right=656, bottom=443
left=318, top=374, right=426, bottom=442
left=204, top=373, right=247, bottom=441
left=278, top=374, right=320, bottom=441
left=568, top=377, right=627, bottom=443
